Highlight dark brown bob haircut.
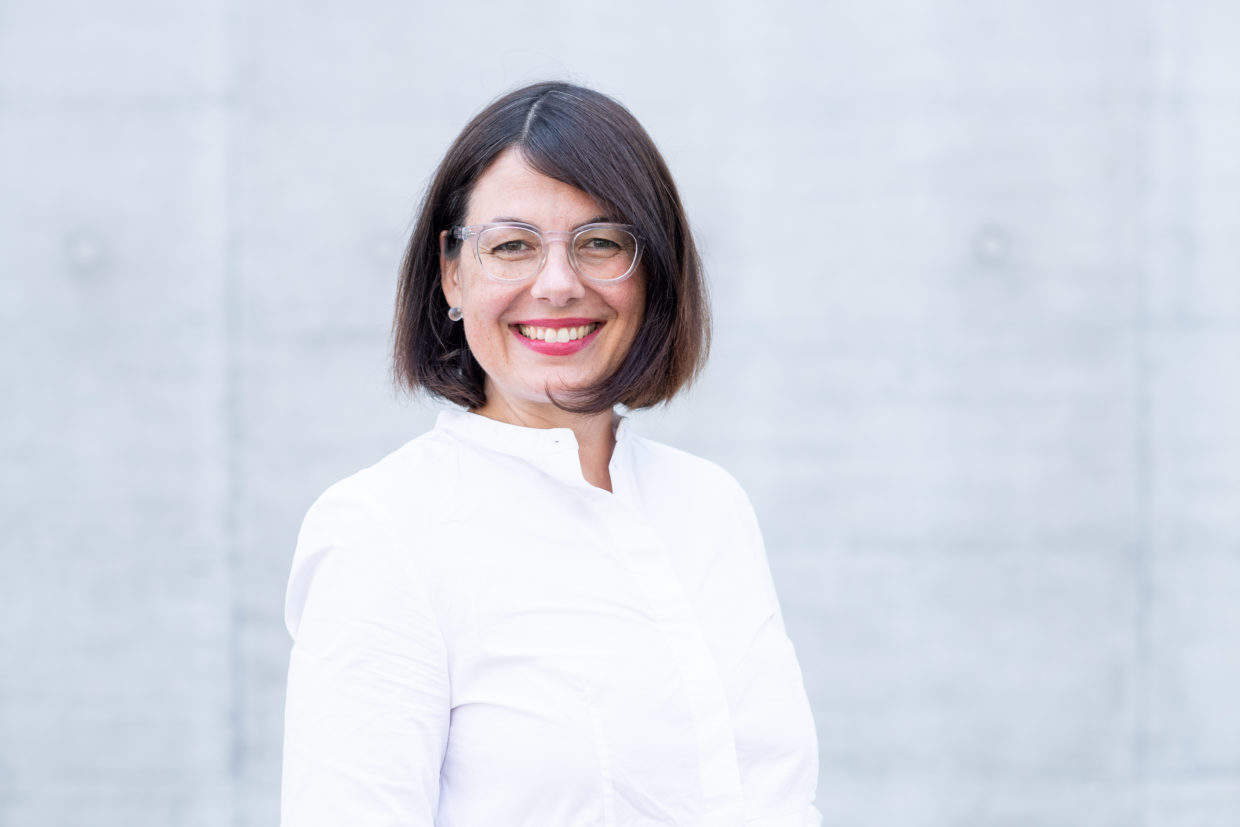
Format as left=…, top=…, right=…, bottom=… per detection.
left=390, top=80, right=711, bottom=416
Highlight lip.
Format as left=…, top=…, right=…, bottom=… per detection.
left=512, top=317, right=601, bottom=327
left=510, top=320, right=604, bottom=356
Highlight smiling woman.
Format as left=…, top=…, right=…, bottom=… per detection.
left=392, top=81, right=710, bottom=421
left=434, top=144, right=650, bottom=427
left=281, top=81, right=823, bottom=827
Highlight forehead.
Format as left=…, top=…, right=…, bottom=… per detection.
left=466, top=147, right=606, bottom=226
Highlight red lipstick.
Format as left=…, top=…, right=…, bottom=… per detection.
left=512, top=317, right=599, bottom=327
left=510, top=320, right=605, bottom=356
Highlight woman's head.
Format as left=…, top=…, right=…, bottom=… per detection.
left=392, top=81, right=710, bottom=416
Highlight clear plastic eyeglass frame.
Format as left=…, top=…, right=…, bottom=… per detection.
left=451, top=221, right=643, bottom=284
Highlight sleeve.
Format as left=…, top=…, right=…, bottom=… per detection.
left=727, top=474, right=823, bottom=820
left=729, top=479, right=789, bottom=637
left=280, top=482, right=450, bottom=826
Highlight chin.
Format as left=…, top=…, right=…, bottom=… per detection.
left=521, top=373, right=600, bottom=395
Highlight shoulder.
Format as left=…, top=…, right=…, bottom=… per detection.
left=285, top=427, right=462, bottom=638
left=323, top=427, right=464, bottom=524
left=626, top=431, right=752, bottom=511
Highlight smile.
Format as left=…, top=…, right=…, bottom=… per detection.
left=517, top=322, right=599, bottom=342
left=509, top=321, right=605, bottom=355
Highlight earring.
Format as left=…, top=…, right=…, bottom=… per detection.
left=447, top=306, right=463, bottom=321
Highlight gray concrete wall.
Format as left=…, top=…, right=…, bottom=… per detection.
left=3, top=1, right=1237, bottom=825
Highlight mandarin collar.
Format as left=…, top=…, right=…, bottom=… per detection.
left=432, top=405, right=631, bottom=465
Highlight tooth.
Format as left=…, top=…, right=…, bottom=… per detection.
left=555, top=327, right=569, bottom=342
left=541, top=328, right=554, bottom=342
left=572, top=326, right=585, bottom=339
left=520, top=325, right=533, bottom=337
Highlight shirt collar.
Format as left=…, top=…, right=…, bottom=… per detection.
left=432, top=405, right=631, bottom=473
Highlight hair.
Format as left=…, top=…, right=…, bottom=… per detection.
left=390, top=80, right=711, bottom=415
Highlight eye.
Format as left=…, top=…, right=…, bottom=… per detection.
left=491, top=239, right=532, bottom=254
left=478, top=225, right=541, bottom=260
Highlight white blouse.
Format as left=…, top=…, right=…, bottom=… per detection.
left=281, top=406, right=822, bottom=826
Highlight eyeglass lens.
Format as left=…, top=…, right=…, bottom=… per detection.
left=476, top=226, right=637, bottom=281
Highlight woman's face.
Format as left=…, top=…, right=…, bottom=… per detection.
left=440, top=146, right=646, bottom=416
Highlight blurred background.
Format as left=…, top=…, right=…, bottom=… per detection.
left=3, top=1, right=1238, bottom=825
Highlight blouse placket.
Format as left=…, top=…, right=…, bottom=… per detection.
left=536, top=419, right=749, bottom=823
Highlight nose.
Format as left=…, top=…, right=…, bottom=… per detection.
left=528, top=239, right=586, bottom=306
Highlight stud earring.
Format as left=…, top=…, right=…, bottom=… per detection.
left=447, top=306, right=463, bottom=321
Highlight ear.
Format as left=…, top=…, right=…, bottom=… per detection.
left=439, top=229, right=461, bottom=308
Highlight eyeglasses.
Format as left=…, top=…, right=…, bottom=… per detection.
left=452, top=221, right=642, bottom=283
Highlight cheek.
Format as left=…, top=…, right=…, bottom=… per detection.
left=462, top=295, right=521, bottom=357
left=464, top=287, right=514, bottom=327
left=466, top=319, right=506, bottom=354
left=619, top=282, right=647, bottom=332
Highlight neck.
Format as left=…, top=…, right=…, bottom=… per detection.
left=469, top=389, right=621, bottom=491
left=469, top=396, right=618, bottom=444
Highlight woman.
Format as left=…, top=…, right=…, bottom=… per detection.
left=281, top=81, right=822, bottom=826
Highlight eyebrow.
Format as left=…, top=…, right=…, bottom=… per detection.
left=489, top=215, right=615, bottom=229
